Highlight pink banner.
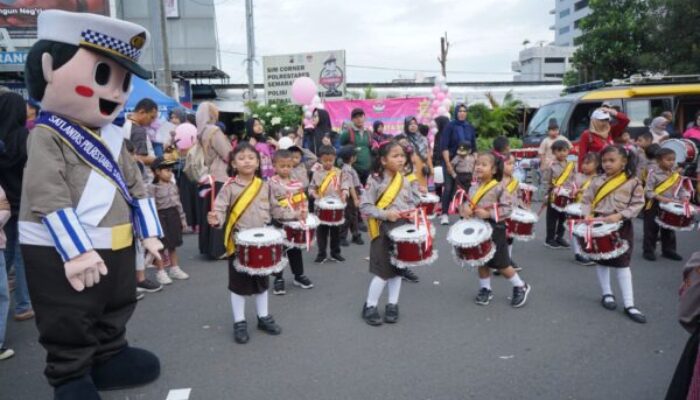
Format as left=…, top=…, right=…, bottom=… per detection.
left=323, top=97, right=430, bottom=135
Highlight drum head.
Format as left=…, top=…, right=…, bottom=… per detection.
left=286, top=214, right=320, bottom=229
left=389, top=224, right=431, bottom=241
left=447, top=219, right=492, bottom=247
left=317, top=197, right=344, bottom=210
left=661, top=139, right=687, bottom=164
left=419, top=193, right=440, bottom=203
left=556, top=188, right=571, bottom=197
left=511, top=208, right=538, bottom=223
left=659, top=201, right=693, bottom=215
left=236, top=227, right=283, bottom=244
left=572, top=221, right=621, bottom=238
left=519, top=183, right=536, bottom=192
left=564, top=203, right=584, bottom=216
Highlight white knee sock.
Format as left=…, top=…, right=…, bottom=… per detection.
left=596, top=266, right=612, bottom=296
left=508, top=273, right=524, bottom=288
left=230, top=292, right=246, bottom=323
left=365, top=276, right=387, bottom=307
left=508, top=244, right=513, bottom=258
left=387, top=277, right=402, bottom=304
left=255, top=291, right=269, bottom=318
left=616, top=267, right=635, bottom=309
left=572, top=236, right=581, bottom=255
left=479, top=278, right=492, bottom=290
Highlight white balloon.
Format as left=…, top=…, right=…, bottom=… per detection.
left=437, top=106, right=447, bottom=114
left=429, top=94, right=436, bottom=101
left=442, top=111, right=451, bottom=118
left=302, top=105, right=310, bottom=112
left=441, top=84, right=449, bottom=92
left=316, top=104, right=325, bottom=110
left=312, top=95, right=321, bottom=104
left=430, top=127, right=438, bottom=135
left=304, top=111, right=312, bottom=118
left=442, top=98, right=452, bottom=107
left=429, top=121, right=437, bottom=128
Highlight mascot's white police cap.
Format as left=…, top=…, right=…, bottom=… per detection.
left=37, top=10, right=151, bottom=78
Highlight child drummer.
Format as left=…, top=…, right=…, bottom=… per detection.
left=642, top=148, right=689, bottom=262
left=501, top=152, right=523, bottom=272
left=360, top=141, right=420, bottom=325
left=309, top=145, right=350, bottom=263
left=460, top=152, right=531, bottom=308
left=569, top=152, right=600, bottom=266
left=542, top=140, right=575, bottom=249
left=269, top=149, right=314, bottom=295
left=580, top=145, right=646, bottom=324
left=452, top=141, right=476, bottom=192
left=207, top=142, right=287, bottom=344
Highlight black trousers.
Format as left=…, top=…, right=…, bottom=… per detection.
left=340, top=197, right=359, bottom=239
left=643, top=202, right=676, bottom=254
left=666, top=326, right=700, bottom=400
left=198, top=181, right=226, bottom=259
left=317, top=225, right=340, bottom=257
left=22, top=245, right=137, bottom=387
left=274, top=247, right=304, bottom=278
left=546, top=203, right=566, bottom=242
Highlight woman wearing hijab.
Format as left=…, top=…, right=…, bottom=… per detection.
left=683, top=111, right=700, bottom=146
left=432, top=116, right=450, bottom=197
left=404, top=116, right=432, bottom=190
left=197, top=102, right=232, bottom=259
left=304, top=108, right=337, bottom=156
left=649, top=116, right=670, bottom=144
left=0, top=91, right=33, bottom=321
left=577, top=105, right=630, bottom=169
left=370, top=121, right=390, bottom=154
left=245, top=117, right=275, bottom=179
left=168, top=108, right=199, bottom=232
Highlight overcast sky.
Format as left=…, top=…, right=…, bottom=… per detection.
left=214, top=0, right=553, bottom=83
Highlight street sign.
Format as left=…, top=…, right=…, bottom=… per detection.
left=263, top=50, right=346, bottom=102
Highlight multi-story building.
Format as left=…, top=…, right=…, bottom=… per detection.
left=552, top=0, right=592, bottom=47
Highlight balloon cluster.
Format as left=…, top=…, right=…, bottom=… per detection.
left=290, top=77, right=324, bottom=129
left=419, top=75, right=452, bottom=136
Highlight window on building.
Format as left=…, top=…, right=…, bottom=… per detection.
left=544, top=57, right=566, bottom=64
left=559, top=26, right=570, bottom=35
left=574, top=0, right=588, bottom=11
left=559, top=8, right=570, bottom=18
left=544, top=73, right=564, bottom=78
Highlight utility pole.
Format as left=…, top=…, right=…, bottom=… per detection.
left=157, top=0, right=174, bottom=97
left=437, top=32, right=449, bottom=78
left=245, top=0, right=257, bottom=100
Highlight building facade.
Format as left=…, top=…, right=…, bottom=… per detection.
left=512, top=45, right=575, bottom=82
left=552, top=0, right=592, bottom=47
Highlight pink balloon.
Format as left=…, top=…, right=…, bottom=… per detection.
left=436, top=92, right=445, bottom=101
left=432, top=86, right=441, bottom=95
left=432, top=99, right=441, bottom=109
left=291, top=77, right=318, bottom=105
left=174, top=122, right=197, bottom=150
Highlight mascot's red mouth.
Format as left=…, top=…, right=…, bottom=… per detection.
left=99, top=98, right=120, bottom=116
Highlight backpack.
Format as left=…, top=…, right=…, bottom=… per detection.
left=183, top=128, right=213, bottom=183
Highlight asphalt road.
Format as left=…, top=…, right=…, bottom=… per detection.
left=0, top=214, right=695, bottom=400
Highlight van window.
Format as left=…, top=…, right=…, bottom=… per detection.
left=569, top=101, right=602, bottom=141
left=624, top=98, right=673, bottom=128
left=526, top=102, right=571, bottom=137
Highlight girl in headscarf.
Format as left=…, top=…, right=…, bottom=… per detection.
left=649, top=116, right=670, bottom=144
left=304, top=108, right=337, bottom=156
left=370, top=120, right=390, bottom=154
left=245, top=117, right=275, bottom=179
left=404, top=116, right=432, bottom=190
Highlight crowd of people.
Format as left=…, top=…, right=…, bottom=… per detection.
left=2, top=86, right=700, bottom=396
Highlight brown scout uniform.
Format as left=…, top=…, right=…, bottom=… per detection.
left=465, top=179, right=515, bottom=269
left=309, top=167, right=351, bottom=199
left=149, top=181, right=186, bottom=249
left=542, top=159, right=576, bottom=195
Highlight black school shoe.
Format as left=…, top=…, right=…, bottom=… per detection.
left=314, top=254, right=327, bottom=263
left=575, top=254, right=596, bottom=266
left=511, top=284, right=531, bottom=308
left=91, top=347, right=160, bottom=391
left=257, top=315, right=282, bottom=335
left=293, top=275, right=314, bottom=289
left=601, top=294, right=617, bottom=310
left=662, top=251, right=683, bottom=261
left=399, top=268, right=419, bottom=283
left=555, top=237, right=570, bottom=248
left=475, top=288, right=494, bottom=306
left=330, top=253, right=345, bottom=262
left=624, top=307, right=647, bottom=324
left=273, top=277, right=286, bottom=295
left=352, top=234, right=365, bottom=245
left=643, top=252, right=656, bottom=261
left=362, top=303, right=382, bottom=326
left=544, top=240, right=561, bottom=249
left=55, top=376, right=101, bottom=400
left=384, top=304, right=399, bottom=323
left=233, top=321, right=249, bottom=344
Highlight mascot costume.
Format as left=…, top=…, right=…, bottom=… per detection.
left=20, top=10, right=164, bottom=400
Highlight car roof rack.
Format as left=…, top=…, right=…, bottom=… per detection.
left=564, top=75, right=700, bottom=95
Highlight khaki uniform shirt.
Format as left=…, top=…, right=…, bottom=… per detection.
left=644, top=168, right=690, bottom=200
left=360, top=172, right=418, bottom=219
left=268, top=176, right=305, bottom=223
left=465, top=179, right=514, bottom=221
left=542, top=160, right=576, bottom=194
left=309, top=167, right=350, bottom=199
left=451, top=154, right=476, bottom=174
left=581, top=175, right=644, bottom=218
left=212, top=177, right=271, bottom=232
left=148, top=181, right=186, bottom=224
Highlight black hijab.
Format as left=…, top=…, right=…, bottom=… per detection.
left=245, top=117, right=265, bottom=142
left=0, top=91, right=29, bottom=214
left=311, top=108, right=335, bottom=155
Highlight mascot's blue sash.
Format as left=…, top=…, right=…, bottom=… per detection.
left=35, top=112, right=134, bottom=206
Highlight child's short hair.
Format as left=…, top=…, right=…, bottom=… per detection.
left=637, top=131, right=653, bottom=142
left=582, top=152, right=600, bottom=165
left=655, top=147, right=676, bottom=161
left=645, top=143, right=661, bottom=160
left=318, top=145, right=336, bottom=157
left=551, top=139, right=571, bottom=152
left=134, top=98, right=157, bottom=113
left=338, top=145, right=357, bottom=163
left=492, top=136, right=509, bottom=153
left=273, top=149, right=293, bottom=163
left=393, top=134, right=407, bottom=141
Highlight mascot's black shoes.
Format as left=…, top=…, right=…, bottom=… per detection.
left=91, top=347, right=160, bottom=391
left=54, top=375, right=101, bottom=400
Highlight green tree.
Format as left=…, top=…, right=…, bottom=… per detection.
left=570, top=0, right=657, bottom=84
left=467, top=91, right=524, bottom=148
left=363, top=85, right=377, bottom=99
left=652, top=0, right=700, bottom=74
left=244, top=101, right=302, bottom=137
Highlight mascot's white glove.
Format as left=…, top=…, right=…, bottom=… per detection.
left=142, top=237, right=164, bottom=261
left=64, top=250, right=108, bottom=292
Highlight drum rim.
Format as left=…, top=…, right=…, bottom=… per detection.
left=447, top=219, right=493, bottom=246
left=572, top=221, right=622, bottom=237
left=285, top=214, right=321, bottom=229
left=389, top=224, right=436, bottom=241
left=510, top=208, right=539, bottom=223
left=659, top=201, right=696, bottom=214
left=391, top=250, right=439, bottom=269
left=419, top=193, right=440, bottom=202
left=317, top=196, right=346, bottom=210
left=451, top=243, right=495, bottom=268
left=662, top=139, right=689, bottom=163
left=235, top=227, right=284, bottom=245
left=233, top=257, right=288, bottom=276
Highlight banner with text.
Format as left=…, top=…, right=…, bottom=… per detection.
left=324, top=97, right=430, bottom=135
left=263, top=50, right=345, bottom=102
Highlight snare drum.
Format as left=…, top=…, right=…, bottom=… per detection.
left=316, top=197, right=346, bottom=226
left=512, top=148, right=539, bottom=159
left=656, top=202, right=697, bottom=231
left=572, top=221, right=629, bottom=260
left=283, top=214, right=320, bottom=248
left=447, top=219, right=495, bottom=268
left=551, top=188, right=573, bottom=212
left=564, top=203, right=584, bottom=218
left=234, top=227, right=288, bottom=275
left=419, top=193, right=441, bottom=218
left=518, top=183, right=537, bottom=205
left=661, top=139, right=698, bottom=164
left=388, top=224, right=438, bottom=268
left=506, top=208, right=538, bottom=241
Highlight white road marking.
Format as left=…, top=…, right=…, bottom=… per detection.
left=166, top=388, right=192, bottom=400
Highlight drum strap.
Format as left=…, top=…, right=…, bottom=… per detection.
left=224, top=177, right=263, bottom=256
left=646, top=172, right=680, bottom=209
left=368, top=173, right=403, bottom=240
left=590, top=173, right=628, bottom=214
left=406, top=173, right=417, bottom=183
left=278, top=192, right=307, bottom=208
left=553, top=161, right=575, bottom=188
left=471, top=179, right=499, bottom=208
left=506, top=178, right=519, bottom=194
left=575, top=177, right=593, bottom=202
left=318, top=169, right=339, bottom=197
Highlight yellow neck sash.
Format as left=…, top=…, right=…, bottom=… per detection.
left=278, top=192, right=307, bottom=208
left=553, top=161, right=575, bottom=187
left=368, top=173, right=403, bottom=240
left=471, top=179, right=499, bottom=207
left=318, top=169, right=337, bottom=197
left=575, top=176, right=593, bottom=202
left=645, top=172, right=680, bottom=209
left=506, top=178, right=519, bottom=194
left=590, top=173, right=628, bottom=215
left=224, top=177, right=263, bottom=256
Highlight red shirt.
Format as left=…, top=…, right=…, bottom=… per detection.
left=576, top=112, right=629, bottom=171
